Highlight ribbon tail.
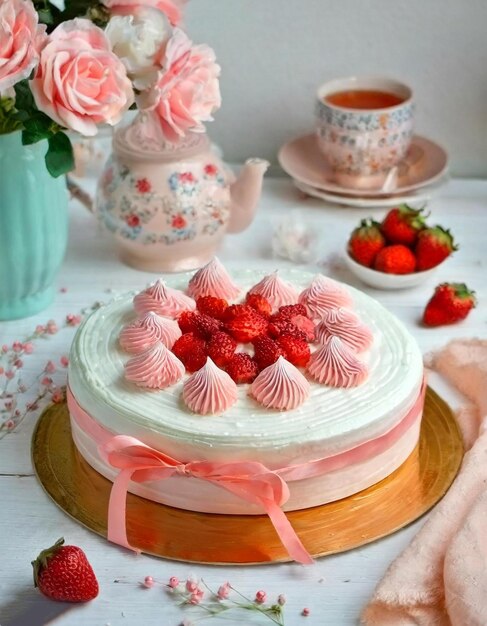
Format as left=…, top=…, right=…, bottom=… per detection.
left=107, top=467, right=140, bottom=554
left=264, top=500, right=314, bottom=565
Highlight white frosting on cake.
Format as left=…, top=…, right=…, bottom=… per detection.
left=69, top=268, right=423, bottom=474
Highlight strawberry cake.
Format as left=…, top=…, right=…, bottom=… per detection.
left=67, top=259, right=424, bottom=561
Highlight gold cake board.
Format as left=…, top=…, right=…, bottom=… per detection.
left=32, top=387, right=463, bottom=565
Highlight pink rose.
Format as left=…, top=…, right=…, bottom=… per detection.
left=139, top=29, right=221, bottom=142
left=0, top=0, right=46, bottom=93
left=30, top=19, right=134, bottom=136
left=102, top=0, right=186, bottom=26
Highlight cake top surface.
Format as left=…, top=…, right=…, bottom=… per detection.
left=68, top=266, right=423, bottom=456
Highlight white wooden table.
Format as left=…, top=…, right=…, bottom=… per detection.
left=0, top=177, right=485, bottom=626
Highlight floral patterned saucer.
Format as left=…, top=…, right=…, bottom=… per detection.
left=292, top=177, right=449, bottom=209
left=278, top=133, right=449, bottom=198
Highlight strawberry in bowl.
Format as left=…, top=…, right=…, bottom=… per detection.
left=380, top=204, right=426, bottom=246
left=345, top=205, right=457, bottom=290
left=415, top=226, right=457, bottom=271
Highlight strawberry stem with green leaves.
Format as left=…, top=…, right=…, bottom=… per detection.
left=32, top=537, right=65, bottom=587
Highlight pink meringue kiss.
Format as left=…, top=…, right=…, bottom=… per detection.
left=299, top=275, right=353, bottom=319
left=125, top=342, right=184, bottom=390
left=248, top=272, right=299, bottom=310
left=183, top=357, right=238, bottom=415
left=187, top=257, right=240, bottom=301
left=133, top=279, right=195, bottom=317
left=120, top=311, right=182, bottom=353
left=307, top=336, right=368, bottom=388
left=315, top=308, right=373, bottom=352
left=251, top=356, right=310, bottom=410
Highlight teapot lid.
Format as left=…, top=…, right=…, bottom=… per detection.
left=114, top=113, right=210, bottom=162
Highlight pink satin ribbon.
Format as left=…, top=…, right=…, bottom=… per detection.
left=67, top=381, right=425, bottom=565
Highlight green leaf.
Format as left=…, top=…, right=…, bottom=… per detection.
left=45, top=132, right=75, bottom=178
left=37, top=7, right=54, bottom=25
left=22, top=113, right=58, bottom=145
left=61, top=0, right=96, bottom=19
left=0, top=97, right=23, bottom=135
left=36, top=2, right=63, bottom=31
left=13, top=80, right=36, bottom=114
left=86, top=3, right=110, bottom=27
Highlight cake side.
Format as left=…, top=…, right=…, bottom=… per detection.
left=69, top=409, right=421, bottom=513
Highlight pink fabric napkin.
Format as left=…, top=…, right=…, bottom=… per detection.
left=362, top=338, right=487, bottom=626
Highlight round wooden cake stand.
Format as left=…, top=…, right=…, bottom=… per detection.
left=32, top=387, right=463, bottom=565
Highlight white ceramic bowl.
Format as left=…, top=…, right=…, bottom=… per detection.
left=344, top=251, right=442, bottom=290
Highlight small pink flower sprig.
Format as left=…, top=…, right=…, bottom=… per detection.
left=0, top=296, right=117, bottom=439
left=0, top=355, right=68, bottom=439
left=0, top=309, right=88, bottom=439
left=143, top=575, right=287, bottom=625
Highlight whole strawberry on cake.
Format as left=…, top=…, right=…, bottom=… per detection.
left=67, top=258, right=424, bottom=563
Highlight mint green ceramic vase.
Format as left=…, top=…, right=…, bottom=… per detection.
left=0, top=132, right=68, bottom=320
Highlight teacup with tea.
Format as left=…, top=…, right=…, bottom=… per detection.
left=315, top=77, right=415, bottom=190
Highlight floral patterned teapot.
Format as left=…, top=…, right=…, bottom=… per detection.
left=95, top=113, right=269, bottom=272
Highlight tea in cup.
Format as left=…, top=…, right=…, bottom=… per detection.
left=315, top=77, right=415, bottom=190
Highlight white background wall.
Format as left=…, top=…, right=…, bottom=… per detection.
left=185, top=0, right=487, bottom=176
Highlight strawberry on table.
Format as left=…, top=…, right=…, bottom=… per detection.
left=380, top=204, right=426, bottom=246
left=374, top=244, right=416, bottom=274
left=348, top=219, right=386, bottom=267
left=423, top=283, right=476, bottom=326
left=415, top=226, right=457, bottom=271
left=32, top=538, right=99, bottom=603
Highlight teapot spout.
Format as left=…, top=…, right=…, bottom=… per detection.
left=227, top=158, right=270, bottom=233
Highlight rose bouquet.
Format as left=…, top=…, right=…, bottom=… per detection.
left=0, top=0, right=221, bottom=177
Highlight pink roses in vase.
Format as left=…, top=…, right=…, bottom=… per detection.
left=31, top=19, right=134, bottom=137
left=0, top=0, right=221, bottom=177
left=0, top=0, right=46, bottom=92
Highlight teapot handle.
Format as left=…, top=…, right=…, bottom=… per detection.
left=67, top=175, right=94, bottom=213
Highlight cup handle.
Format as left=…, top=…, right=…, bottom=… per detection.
left=66, top=175, right=94, bottom=214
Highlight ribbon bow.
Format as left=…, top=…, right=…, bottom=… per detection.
left=98, top=435, right=313, bottom=565
left=68, top=380, right=425, bottom=566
